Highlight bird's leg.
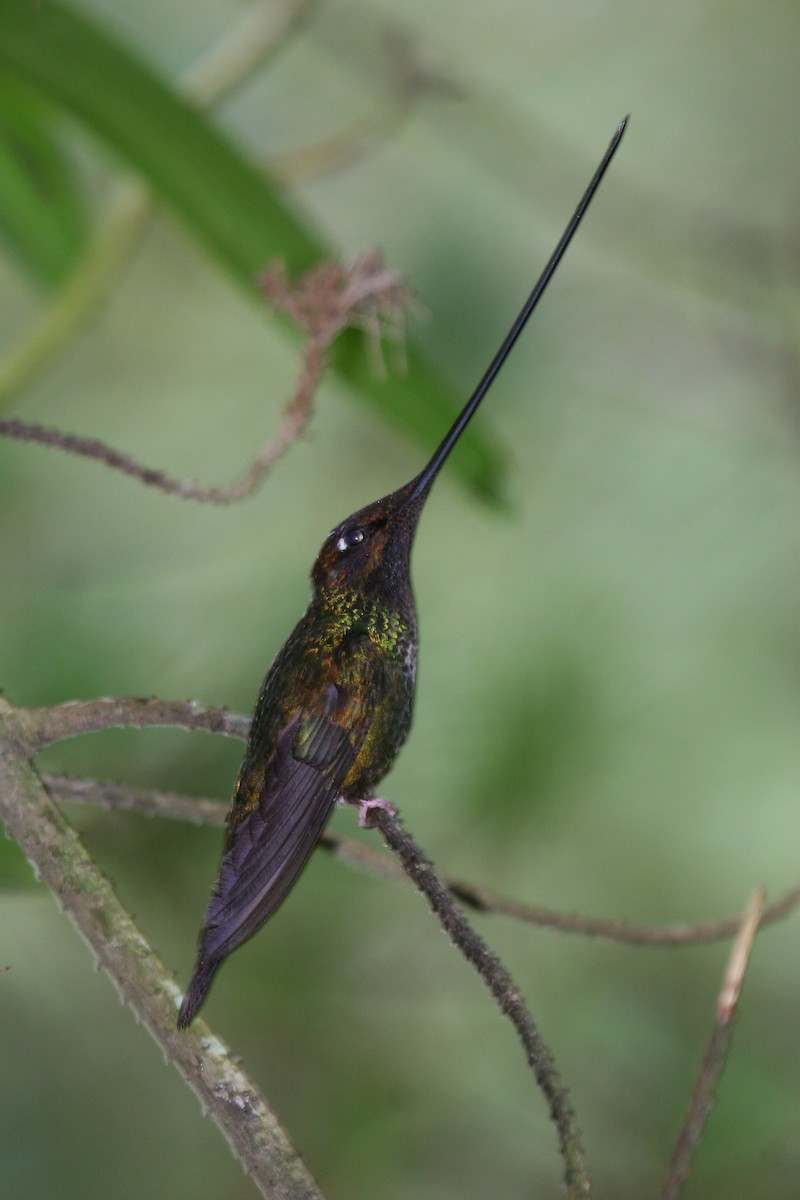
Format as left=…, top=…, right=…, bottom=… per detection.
left=356, top=797, right=398, bottom=828
left=340, top=795, right=398, bottom=828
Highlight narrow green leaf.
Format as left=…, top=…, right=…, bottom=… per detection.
left=0, top=75, right=87, bottom=283
left=0, top=0, right=504, bottom=498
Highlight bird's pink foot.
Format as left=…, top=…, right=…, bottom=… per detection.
left=353, top=796, right=397, bottom=828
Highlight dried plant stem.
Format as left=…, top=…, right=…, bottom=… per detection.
left=660, top=889, right=765, bottom=1200
left=0, top=341, right=323, bottom=503
left=0, top=251, right=408, bottom=502
left=0, top=698, right=325, bottom=1200
left=43, top=767, right=800, bottom=950
left=366, top=805, right=591, bottom=1199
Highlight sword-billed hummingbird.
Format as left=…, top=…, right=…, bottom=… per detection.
left=178, top=118, right=627, bottom=1028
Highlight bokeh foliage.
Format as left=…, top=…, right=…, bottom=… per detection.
left=1, top=1, right=799, bottom=1198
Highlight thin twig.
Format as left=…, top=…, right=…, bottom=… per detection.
left=0, top=698, right=325, bottom=1200
left=445, top=878, right=800, bottom=948
left=42, top=773, right=232, bottom=826
left=0, top=252, right=409, bottom=502
left=0, top=334, right=322, bottom=503
left=0, top=338, right=321, bottom=501
left=0, top=342, right=322, bottom=502
left=42, top=769, right=800, bottom=950
left=660, top=889, right=765, bottom=1200
left=366, top=805, right=591, bottom=1199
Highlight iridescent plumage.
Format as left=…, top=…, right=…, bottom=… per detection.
left=178, top=119, right=627, bottom=1027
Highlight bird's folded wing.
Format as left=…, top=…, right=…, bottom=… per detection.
left=198, top=683, right=365, bottom=962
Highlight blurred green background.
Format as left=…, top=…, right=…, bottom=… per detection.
left=1, top=1, right=799, bottom=1197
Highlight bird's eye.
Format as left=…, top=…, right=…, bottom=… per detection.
left=336, top=527, right=367, bottom=553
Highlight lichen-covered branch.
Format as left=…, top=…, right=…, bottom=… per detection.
left=26, top=695, right=250, bottom=752
left=9, top=692, right=795, bottom=1198
left=0, top=698, right=325, bottom=1200
left=11, top=692, right=589, bottom=1194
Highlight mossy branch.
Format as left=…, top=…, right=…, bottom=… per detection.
left=5, top=691, right=588, bottom=1195
left=0, top=697, right=325, bottom=1200
left=4, top=692, right=796, bottom=1198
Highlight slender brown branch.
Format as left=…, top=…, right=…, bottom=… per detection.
left=0, top=252, right=408, bottom=502
left=0, top=698, right=325, bottom=1200
left=365, top=805, right=590, bottom=1199
left=42, top=773, right=232, bottom=826
left=41, top=769, right=800, bottom=950
left=660, top=889, right=765, bottom=1200
left=11, top=693, right=794, bottom=1195
left=445, top=878, right=800, bottom=947
left=0, top=339, right=321, bottom=504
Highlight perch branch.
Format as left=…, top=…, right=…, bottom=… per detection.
left=40, top=768, right=800, bottom=955
left=660, top=888, right=764, bottom=1200
left=0, top=698, right=325, bottom=1200
left=365, top=804, right=591, bottom=1199
left=16, top=694, right=588, bottom=1193
left=42, top=767, right=800, bottom=950
left=12, top=693, right=796, bottom=1195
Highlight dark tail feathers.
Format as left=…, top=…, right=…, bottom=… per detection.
left=177, top=958, right=220, bottom=1029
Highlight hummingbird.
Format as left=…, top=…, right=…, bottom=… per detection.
left=178, top=118, right=627, bottom=1029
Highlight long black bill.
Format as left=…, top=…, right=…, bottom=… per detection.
left=402, top=115, right=628, bottom=508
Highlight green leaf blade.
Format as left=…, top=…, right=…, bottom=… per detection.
left=0, top=75, right=88, bottom=284
left=0, top=0, right=504, bottom=498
